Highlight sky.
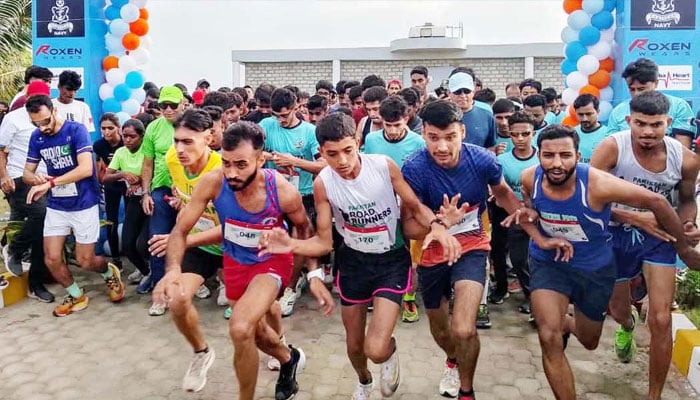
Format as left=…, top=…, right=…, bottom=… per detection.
left=146, top=0, right=568, bottom=88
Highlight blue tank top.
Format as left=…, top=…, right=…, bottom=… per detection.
left=213, top=169, right=286, bottom=265
left=529, top=164, right=613, bottom=271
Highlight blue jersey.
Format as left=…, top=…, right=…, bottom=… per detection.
left=260, top=117, right=320, bottom=195
left=461, top=107, right=497, bottom=148
left=529, top=164, right=613, bottom=271
left=607, top=94, right=696, bottom=139
left=497, top=148, right=539, bottom=200
left=26, top=121, right=100, bottom=211
left=363, top=129, right=425, bottom=168
left=575, top=124, right=610, bottom=164
left=474, top=100, right=494, bottom=115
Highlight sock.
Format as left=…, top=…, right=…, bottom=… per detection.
left=459, top=388, right=474, bottom=398
left=403, top=292, right=416, bottom=302
left=66, top=282, right=82, bottom=298
left=195, top=346, right=209, bottom=354
left=446, top=357, right=457, bottom=369
left=101, top=266, right=114, bottom=279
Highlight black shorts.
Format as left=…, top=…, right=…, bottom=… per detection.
left=181, top=247, right=222, bottom=280
left=335, top=245, right=411, bottom=306
left=418, top=250, right=488, bottom=309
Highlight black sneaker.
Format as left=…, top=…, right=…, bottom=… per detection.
left=518, top=300, right=531, bottom=314
left=488, top=291, right=509, bottom=305
left=28, top=284, right=55, bottom=303
left=476, top=304, right=491, bottom=329
left=275, top=345, right=306, bottom=400
left=111, top=258, right=123, bottom=271
left=2, top=245, right=23, bottom=277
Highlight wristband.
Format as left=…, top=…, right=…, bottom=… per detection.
left=49, top=178, right=56, bottom=188
left=307, top=268, right=325, bottom=282
left=430, top=218, right=448, bottom=229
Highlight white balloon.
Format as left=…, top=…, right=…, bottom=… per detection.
left=129, top=47, right=151, bottom=64
left=106, top=68, right=126, bottom=85
left=99, top=83, right=115, bottom=101
left=105, top=33, right=123, bottom=52
left=566, top=71, right=589, bottom=90
left=109, top=18, right=129, bottom=36
left=116, top=112, right=131, bottom=125
left=562, top=88, right=579, bottom=105
left=118, top=55, right=137, bottom=72
left=130, top=0, right=147, bottom=7
left=598, top=101, right=613, bottom=122
left=561, top=26, right=579, bottom=43
left=582, top=0, right=605, bottom=14
left=576, top=55, right=600, bottom=75
left=121, top=98, right=141, bottom=116
left=568, top=10, right=591, bottom=31
left=599, top=86, right=614, bottom=102
left=587, top=41, right=612, bottom=60
left=600, top=27, right=615, bottom=42
left=139, top=35, right=151, bottom=50
left=132, top=88, right=146, bottom=104
left=120, top=4, right=140, bottom=23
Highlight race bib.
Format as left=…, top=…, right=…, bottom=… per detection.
left=224, top=219, right=272, bottom=248
left=51, top=182, right=78, bottom=198
left=539, top=218, right=589, bottom=242
left=194, top=216, right=216, bottom=232
left=343, top=223, right=391, bottom=253
left=448, top=206, right=480, bottom=235
left=126, top=182, right=144, bottom=196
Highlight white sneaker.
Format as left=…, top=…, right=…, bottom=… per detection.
left=267, top=335, right=286, bottom=371
left=149, top=302, right=167, bottom=316
left=280, top=287, right=297, bottom=317
left=195, top=284, right=211, bottom=299
left=127, top=270, right=143, bottom=284
left=439, top=362, right=459, bottom=398
left=182, top=348, right=216, bottom=392
left=295, top=272, right=306, bottom=293
left=216, top=283, right=228, bottom=306
left=380, top=345, right=400, bottom=397
left=351, top=380, right=373, bottom=400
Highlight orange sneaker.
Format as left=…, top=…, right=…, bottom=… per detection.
left=53, top=293, right=89, bottom=317
left=105, top=262, right=125, bottom=302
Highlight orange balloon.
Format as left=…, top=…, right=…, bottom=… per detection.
left=102, top=55, right=119, bottom=71
left=563, top=0, right=583, bottom=14
left=599, top=57, right=614, bottom=72
left=139, top=8, right=149, bottom=20
left=130, top=18, right=149, bottom=36
left=579, top=85, right=601, bottom=98
left=588, top=70, right=612, bottom=89
left=568, top=104, right=576, bottom=119
left=122, top=33, right=141, bottom=51
left=561, top=115, right=578, bottom=127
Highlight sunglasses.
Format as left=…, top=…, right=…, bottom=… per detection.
left=509, top=131, right=533, bottom=138
left=159, top=102, right=179, bottom=110
left=31, top=116, right=52, bottom=128
left=452, top=89, right=472, bottom=96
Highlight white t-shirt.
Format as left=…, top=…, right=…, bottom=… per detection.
left=52, top=99, right=95, bottom=132
left=0, top=108, right=47, bottom=178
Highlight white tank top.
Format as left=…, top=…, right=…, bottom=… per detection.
left=319, top=153, right=401, bottom=254
left=610, top=130, right=683, bottom=215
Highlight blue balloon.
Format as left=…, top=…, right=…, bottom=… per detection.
left=579, top=26, right=601, bottom=46
left=103, top=98, right=122, bottom=113
left=561, top=59, right=577, bottom=75
left=125, top=71, right=145, bottom=89
left=113, top=84, right=132, bottom=102
left=565, top=41, right=587, bottom=62
left=111, top=0, right=128, bottom=7
left=104, top=5, right=120, bottom=20
left=591, top=11, right=614, bottom=30
left=603, top=0, right=616, bottom=12
left=561, top=26, right=579, bottom=43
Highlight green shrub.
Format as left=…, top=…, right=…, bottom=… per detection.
left=676, top=269, right=700, bottom=309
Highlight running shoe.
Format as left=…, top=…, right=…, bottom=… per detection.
left=614, top=308, right=638, bottom=363
left=518, top=300, right=531, bottom=314
left=379, top=344, right=400, bottom=397
left=280, top=287, right=297, bottom=317
left=105, top=262, right=125, bottom=302
left=476, top=304, right=491, bottom=329
left=195, top=284, right=211, bottom=299
left=182, top=347, right=215, bottom=392
left=149, top=302, right=167, bottom=316
left=487, top=291, right=509, bottom=305
left=216, top=282, right=228, bottom=306
left=2, top=244, right=23, bottom=277
left=136, top=273, right=152, bottom=294
left=507, top=279, right=522, bottom=293
left=401, top=298, right=420, bottom=323
left=439, top=359, right=459, bottom=397
left=28, top=284, right=54, bottom=303
left=0, top=276, right=7, bottom=290
left=352, top=380, right=373, bottom=400
left=223, top=306, right=232, bottom=320
left=275, top=345, right=306, bottom=400
left=127, top=270, right=143, bottom=284
left=53, top=293, right=89, bottom=317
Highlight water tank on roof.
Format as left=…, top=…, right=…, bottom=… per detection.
left=408, top=23, right=447, bottom=38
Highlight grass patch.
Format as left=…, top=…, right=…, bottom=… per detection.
left=683, top=307, right=700, bottom=329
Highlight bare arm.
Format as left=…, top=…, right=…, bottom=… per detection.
left=292, top=157, right=327, bottom=175
left=102, top=168, right=125, bottom=183
left=141, top=157, right=154, bottom=193
left=0, top=150, right=14, bottom=193
left=22, top=160, right=40, bottom=185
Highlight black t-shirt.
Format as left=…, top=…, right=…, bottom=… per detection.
left=93, top=138, right=125, bottom=191
left=243, top=110, right=271, bottom=124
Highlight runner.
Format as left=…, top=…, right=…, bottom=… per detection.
left=258, top=112, right=460, bottom=400
left=572, top=94, right=609, bottom=164
left=400, top=100, right=566, bottom=399
left=154, top=121, right=318, bottom=400
left=590, top=91, right=700, bottom=400
left=23, top=89, right=124, bottom=317
left=505, top=123, right=700, bottom=400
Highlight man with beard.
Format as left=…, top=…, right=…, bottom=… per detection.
left=572, top=94, right=609, bottom=164
left=590, top=91, right=700, bottom=400
left=355, top=86, right=388, bottom=147
left=507, top=123, right=700, bottom=400
left=154, top=121, right=316, bottom=400
left=492, top=98, right=517, bottom=155
left=523, top=94, right=549, bottom=138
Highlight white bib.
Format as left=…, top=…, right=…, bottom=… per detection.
left=51, top=182, right=78, bottom=198
left=195, top=216, right=216, bottom=232
left=344, top=223, right=391, bottom=253
left=224, top=219, right=271, bottom=248
left=448, top=206, right=480, bottom=235
left=540, top=218, right=590, bottom=242
left=281, top=172, right=300, bottom=190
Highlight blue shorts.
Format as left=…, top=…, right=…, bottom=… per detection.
left=417, top=250, right=487, bottom=310
left=530, top=257, right=616, bottom=322
left=611, top=226, right=676, bottom=281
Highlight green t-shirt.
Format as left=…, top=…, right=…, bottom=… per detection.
left=108, top=146, right=145, bottom=175
left=141, top=117, right=175, bottom=190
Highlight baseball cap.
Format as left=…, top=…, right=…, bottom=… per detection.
left=158, top=86, right=184, bottom=103
left=196, top=78, right=210, bottom=89
left=191, top=89, right=205, bottom=106
left=448, top=72, right=475, bottom=93
left=26, top=81, right=51, bottom=98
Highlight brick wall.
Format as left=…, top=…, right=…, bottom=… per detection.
left=245, top=62, right=332, bottom=93
left=534, top=57, right=565, bottom=92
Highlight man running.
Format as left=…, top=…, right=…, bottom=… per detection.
left=154, top=121, right=317, bottom=400
left=23, top=90, right=124, bottom=317
left=590, top=91, right=700, bottom=399
left=258, top=112, right=460, bottom=400
left=507, top=124, right=700, bottom=400
left=572, top=94, right=609, bottom=164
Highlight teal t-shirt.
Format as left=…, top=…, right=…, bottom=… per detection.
left=606, top=94, right=696, bottom=138
left=363, top=129, right=425, bottom=168
left=495, top=135, right=513, bottom=153
left=575, top=124, right=610, bottom=164
left=545, top=111, right=565, bottom=125
left=531, top=121, right=550, bottom=149
left=474, top=100, right=494, bottom=115
left=260, top=117, right=320, bottom=196
left=497, top=148, right=539, bottom=200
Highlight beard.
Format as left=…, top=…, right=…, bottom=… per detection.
left=227, top=169, right=258, bottom=192
left=544, top=166, right=575, bottom=186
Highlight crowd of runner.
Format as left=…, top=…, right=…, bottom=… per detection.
left=0, top=56, right=699, bottom=400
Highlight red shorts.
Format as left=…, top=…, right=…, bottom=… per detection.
left=223, top=253, right=294, bottom=301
